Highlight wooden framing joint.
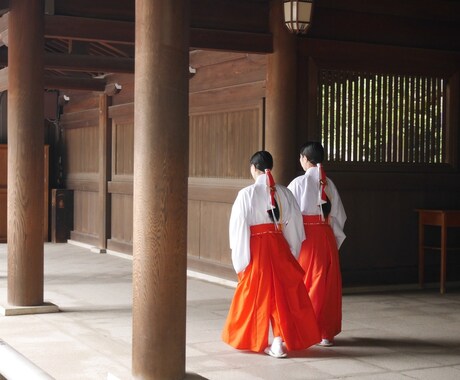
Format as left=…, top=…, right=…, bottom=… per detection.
left=104, top=82, right=122, bottom=96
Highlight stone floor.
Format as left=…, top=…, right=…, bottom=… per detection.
left=1, top=243, right=460, bottom=380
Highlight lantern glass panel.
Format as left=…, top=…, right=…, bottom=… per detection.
left=298, top=2, right=312, bottom=21
left=283, top=2, right=292, bottom=22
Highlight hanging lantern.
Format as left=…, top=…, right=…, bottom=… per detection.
left=283, top=0, right=314, bottom=34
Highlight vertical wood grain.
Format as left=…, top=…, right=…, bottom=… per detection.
left=132, top=0, right=189, bottom=378
left=7, top=0, right=45, bottom=306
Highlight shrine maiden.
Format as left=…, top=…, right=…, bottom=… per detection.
left=222, top=151, right=320, bottom=358
left=288, top=141, right=347, bottom=347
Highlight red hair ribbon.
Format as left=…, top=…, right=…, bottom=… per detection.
left=318, top=163, right=328, bottom=204
left=265, top=169, right=276, bottom=208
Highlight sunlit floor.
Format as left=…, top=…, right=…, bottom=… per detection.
left=1, top=243, right=460, bottom=380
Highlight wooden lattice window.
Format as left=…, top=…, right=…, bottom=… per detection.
left=319, top=70, right=447, bottom=164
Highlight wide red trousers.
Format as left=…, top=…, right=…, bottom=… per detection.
left=222, top=223, right=320, bottom=352
left=300, top=215, right=342, bottom=341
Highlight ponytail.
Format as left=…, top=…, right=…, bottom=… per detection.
left=265, top=169, right=280, bottom=223
left=318, top=163, right=331, bottom=219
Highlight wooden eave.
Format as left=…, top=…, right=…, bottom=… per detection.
left=0, top=0, right=459, bottom=91
left=0, top=0, right=273, bottom=91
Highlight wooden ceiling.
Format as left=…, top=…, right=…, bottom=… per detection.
left=0, top=0, right=458, bottom=92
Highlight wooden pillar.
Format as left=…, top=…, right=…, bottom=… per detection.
left=97, top=94, right=111, bottom=251
left=7, top=0, right=45, bottom=306
left=265, top=0, right=298, bottom=185
left=133, top=1, right=189, bottom=379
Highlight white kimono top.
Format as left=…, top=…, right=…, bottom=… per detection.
left=288, top=167, right=347, bottom=249
left=229, top=173, right=306, bottom=274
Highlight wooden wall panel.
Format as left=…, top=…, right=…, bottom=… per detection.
left=107, top=73, right=135, bottom=106
left=189, top=52, right=267, bottom=112
left=61, top=90, right=99, bottom=114
left=44, top=146, right=49, bottom=241
left=106, top=102, right=134, bottom=251
left=0, top=144, right=6, bottom=187
left=189, top=54, right=266, bottom=93
left=110, top=193, right=133, bottom=246
left=190, top=82, right=265, bottom=112
left=0, top=146, right=5, bottom=241
left=0, top=189, right=5, bottom=242
left=62, top=106, right=100, bottom=243
left=199, top=201, right=233, bottom=265
left=331, top=171, right=460, bottom=285
left=72, top=189, right=99, bottom=237
left=189, top=105, right=262, bottom=178
left=187, top=178, right=250, bottom=273
left=64, top=125, right=99, bottom=174
left=113, top=121, right=134, bottom=177
left=187, top=200, right=200, bottom=258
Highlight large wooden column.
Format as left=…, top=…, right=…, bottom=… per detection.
left=265, top=0, right=298, bottom=185
left=7, top=0, right=45, bottom=306
left=133, top=1, right=189, bottom=379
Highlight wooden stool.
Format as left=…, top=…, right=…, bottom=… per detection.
left=416, top=209, right=460, bottom=294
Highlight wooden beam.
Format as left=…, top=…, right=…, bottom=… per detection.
left=44, top=53, right=134, bottom=73
left=54, top=0, right=134, bottom=22
left=44, top=75, right=106, bottom=91
left=44, top=14, right=272, bottom=53
left=191, top=0, right=269, bottom=32
left=310, top=7, right=460, bottom=51
left=44, top=14, right=134, bottom=45
left=1, top=50, right=134, bottom=73
left=190, top=28, right=272, bottom=53
left=0, top=68, right=107, bottom=92
left=318, top=0, right=460, bottom=23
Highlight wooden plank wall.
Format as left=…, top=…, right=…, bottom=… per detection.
left=59, top=44, right=460, bottom=287
left=60, top=54, right=266, bottom=281
left=108, top=101, right=134, bottom=254
left=0, top=145, right=6, bottom=242
left=187, top=51, right=266, bottom=279
left=60, top=92, right=100, bottom=246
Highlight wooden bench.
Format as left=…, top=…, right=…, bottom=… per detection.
left=416, top=209, right=460, bottom=294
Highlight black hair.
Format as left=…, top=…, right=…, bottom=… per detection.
left=299, top=141, right=324, bottom=165
left=249, top=150, right=279, bottom=222
left=321, top=198, right=332, bottom=218
left=299, top=142, right=331, bottom=217
left=250, top=150, right=274, bottom=171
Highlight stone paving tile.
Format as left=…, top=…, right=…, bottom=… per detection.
left=340, top=373, right=414, bottom=380
left=1, top=243, right=460, bottom=380
left=305, top=357, right=385, bottom=377
left=402, top=366, right=460, bottom=380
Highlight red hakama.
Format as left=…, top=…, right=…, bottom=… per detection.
left=300, top=215, right=342, bottom=341
left=222, top=223, right=321, bottom=352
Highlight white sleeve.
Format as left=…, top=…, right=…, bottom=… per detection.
left=280, top=189, right=305, bottom=259
left=287, top=179, right=299, bottom=200
left=229, top=192, right=251, bottom=274
left=327, top=180, right=347, bottom=249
